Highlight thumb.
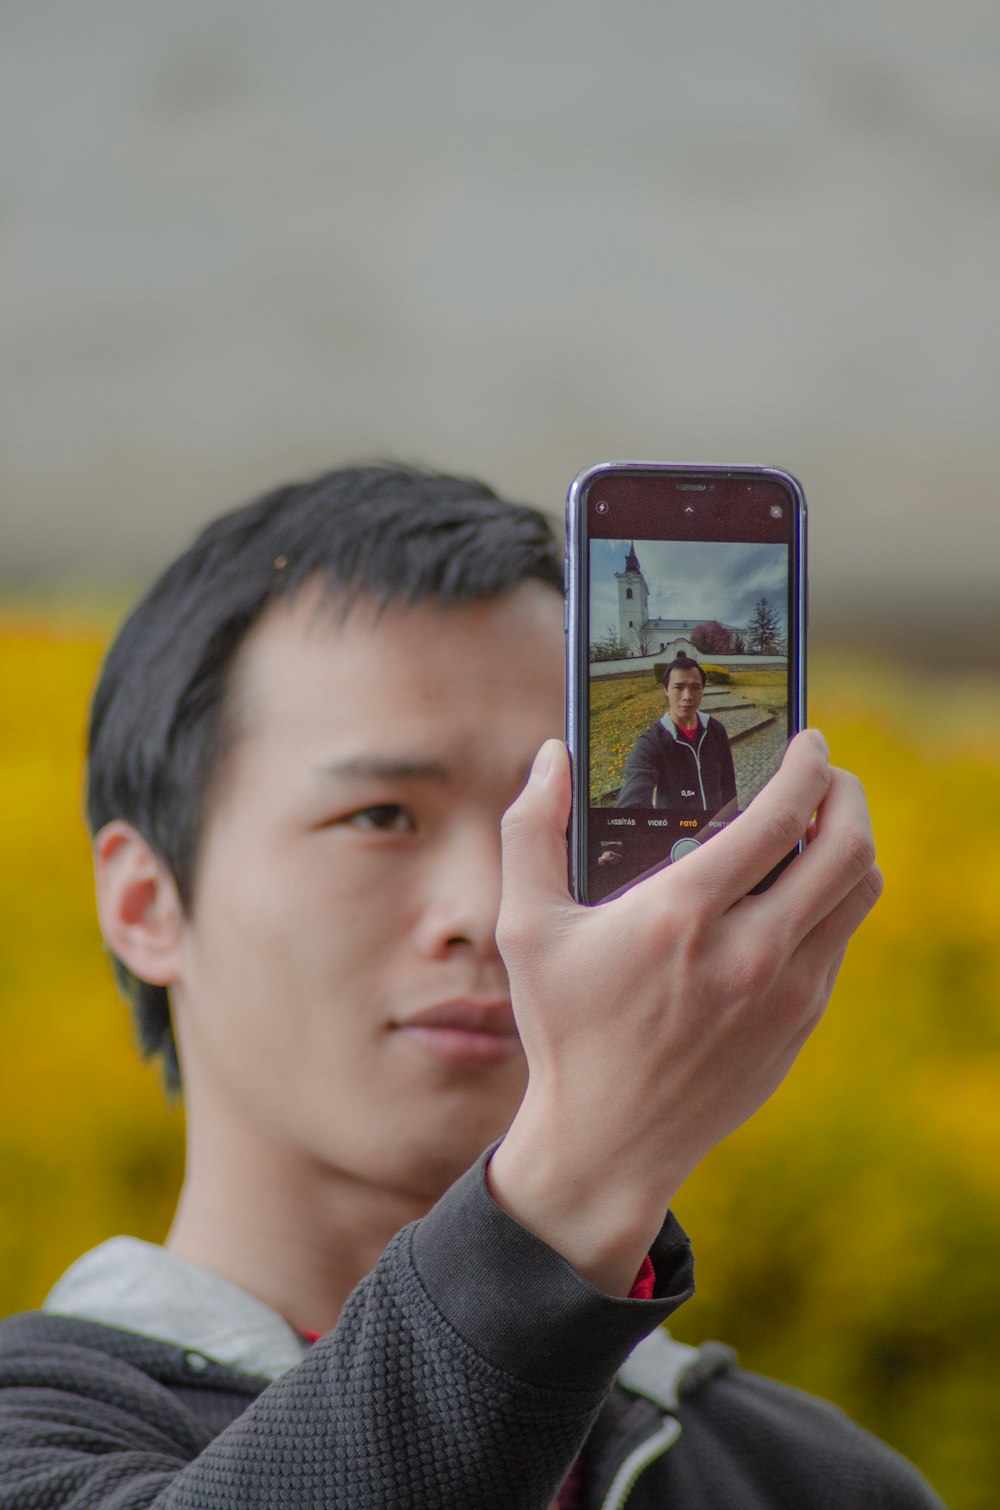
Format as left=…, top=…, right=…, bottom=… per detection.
left=498, top=740, right=574, bottom=934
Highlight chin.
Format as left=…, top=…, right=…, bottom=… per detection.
left=392, top=1128, right=508, bottom=1205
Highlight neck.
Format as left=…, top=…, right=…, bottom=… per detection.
left=166, top=1101, right=431, bottom=1337
left=674, top=713, right=699, bottom=730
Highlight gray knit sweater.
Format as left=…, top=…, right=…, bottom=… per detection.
left=0, top=1155, right=946, bottom=1508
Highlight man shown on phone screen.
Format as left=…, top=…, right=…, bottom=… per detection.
left=617, top=653, right=738, bottom=813
left=0, top=466, right=944, bottom=1509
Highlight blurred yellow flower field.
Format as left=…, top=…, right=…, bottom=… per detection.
left=0, top=616, right=184, bottom=1315
left=1, top=611, right=997, bottom=1509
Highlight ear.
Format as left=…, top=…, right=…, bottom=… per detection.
left=94, top=821, right=185, bottom=987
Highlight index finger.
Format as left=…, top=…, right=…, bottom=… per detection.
left=638, top=730, right=832, bottom=916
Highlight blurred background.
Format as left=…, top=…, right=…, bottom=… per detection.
left=2, top=2, right=998, bottom=1505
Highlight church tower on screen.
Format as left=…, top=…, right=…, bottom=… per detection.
left=616, top=543, right=649, bottom=654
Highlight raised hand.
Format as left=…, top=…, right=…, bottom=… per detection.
left=488, top=730, right=883, bottom=1296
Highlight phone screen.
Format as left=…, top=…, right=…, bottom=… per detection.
left=568, top=465, right=806, bottom=903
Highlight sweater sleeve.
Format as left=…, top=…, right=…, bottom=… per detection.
left=0, top=1153, right=693, bottom=1510
left=616, top=728, right=661, bottom=808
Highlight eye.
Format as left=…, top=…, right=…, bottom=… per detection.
left=345, top=804, right=416, bottom=834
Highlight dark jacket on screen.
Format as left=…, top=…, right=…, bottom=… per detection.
left=618, top=713, right=737, bottom=813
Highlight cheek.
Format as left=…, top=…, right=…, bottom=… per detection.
left=185, top=832, right=420, bottom=1017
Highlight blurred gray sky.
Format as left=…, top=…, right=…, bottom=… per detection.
left=3, top=0, right=998, bottom=659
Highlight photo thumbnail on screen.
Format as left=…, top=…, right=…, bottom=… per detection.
left=587, top=530, right=796, bottom=899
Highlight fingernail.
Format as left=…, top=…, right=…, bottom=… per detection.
left=531, top=739, right=558, bottom=783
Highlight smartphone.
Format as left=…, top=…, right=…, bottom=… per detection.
left=566, top=462, right=807, bottom=904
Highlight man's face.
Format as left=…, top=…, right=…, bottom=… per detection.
left=665, top=667, right=705, bottom=727
left=170, top=580, right=564, bottom=1201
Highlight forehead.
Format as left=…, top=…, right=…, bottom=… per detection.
left=225, top=579, right=565, bottom=763
left=667, top=668, right=703, bottom=686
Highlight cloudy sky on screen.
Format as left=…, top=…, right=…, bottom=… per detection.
left=590, top=540, right=788, bottom=642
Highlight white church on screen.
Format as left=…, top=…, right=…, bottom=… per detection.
left=615, top=543, right=739, bottom=659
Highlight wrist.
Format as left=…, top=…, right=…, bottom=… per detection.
left=413, top=1152, right=696, bottom=1396
left=486, top=1117, right=684, bottom=1297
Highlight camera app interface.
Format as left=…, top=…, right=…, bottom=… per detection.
left=585, top=474, right=799, bottom=902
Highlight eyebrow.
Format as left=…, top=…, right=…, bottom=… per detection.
left=312, top=755, right=451, bottom=783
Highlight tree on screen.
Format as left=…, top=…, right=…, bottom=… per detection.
left=691, top=620, right=734, bottom=655
left=747, top=597, right=782, bottom=654
left=590, top=624, right=631, bottom=662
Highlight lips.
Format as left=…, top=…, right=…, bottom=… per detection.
left=392, top=1000, right=522, bottom=1067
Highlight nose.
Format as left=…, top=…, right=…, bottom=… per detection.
left=412, top=821, right=504, bottom=963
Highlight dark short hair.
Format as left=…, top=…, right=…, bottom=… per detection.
left=663, top=652, right=706, bottom=688
left=87, top=464, right=563, bottom=1093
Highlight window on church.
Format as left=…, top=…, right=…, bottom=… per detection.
left=628, top=620, right=633, bottom=628
left=626, top=587, right=633, bottom=599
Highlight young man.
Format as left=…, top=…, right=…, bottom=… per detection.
left=0, top=466, right=943, bottom=1508
left=617, top=653, right=738, bottom=813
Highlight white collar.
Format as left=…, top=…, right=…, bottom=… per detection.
left=43, top=1236, right=308, bottom=1380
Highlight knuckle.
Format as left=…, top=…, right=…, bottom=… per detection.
left=749, top=949, right=783, bottom=999
left=841, top=823, right=877, bottom=881
left=499, top=799, right=526, bottom=837
left=800, top=742, right=831, bottom=789
left=857, top=862, right=885, bottom=911
left=496, top=896, right=546, bottom=954
left=495, top=897, right=525, bottom=945
left=768, top=800, right=807, bottom=854
left=499, top=799, right=534, bottom=855
left=494, top=911, right=526, bottom=967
